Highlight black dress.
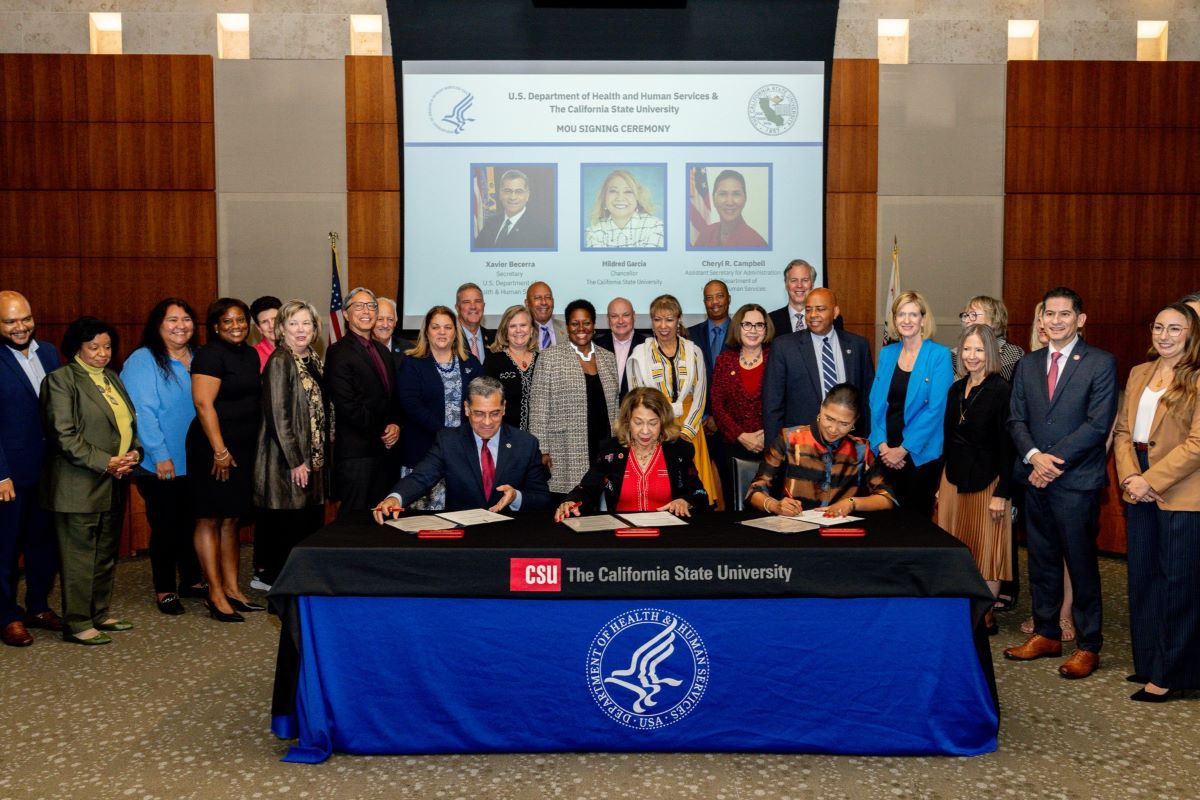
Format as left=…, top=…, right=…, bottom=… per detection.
left=187, top=338, right=261, bottom=518
left=483, top=350, right=538, bottom=431
left=583, top=371, right=611, bottom=465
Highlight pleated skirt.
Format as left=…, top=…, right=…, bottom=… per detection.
left=936, top=470, right=1012, bottom=581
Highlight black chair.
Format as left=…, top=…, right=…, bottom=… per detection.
left=729, top=457, right=760, bottom=511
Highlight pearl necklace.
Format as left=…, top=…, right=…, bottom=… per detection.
left=570, top=342, right=595, bottom=362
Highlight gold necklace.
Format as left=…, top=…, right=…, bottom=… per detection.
left=1149, top=363, right=1173, bottom=390
left=740, top=348, right=762, bottom=369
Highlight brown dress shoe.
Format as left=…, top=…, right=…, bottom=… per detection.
left=1058, top=649, right=1100, bottom=679
left=24, top=610, right=64, bottom=632
left=1003, top=633, right=1062, bottom=661
left=2, top=620, right=34, bottom=647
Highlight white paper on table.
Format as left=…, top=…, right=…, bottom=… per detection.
left=561, top=514, right=627, bottom=532
left=738, top=516, right=820, bottom=534
left=616, top=512, right=688, bottom=527
left=436, top=508, right=512, bottom=526
left=384, top=515, right=458, bottom=533
left=787, top=509, right=864, bottom=525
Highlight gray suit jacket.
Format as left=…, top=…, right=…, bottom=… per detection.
left=40, top=362, right=142, bottom=513
left=1007, top=338, right=1117, bottom=492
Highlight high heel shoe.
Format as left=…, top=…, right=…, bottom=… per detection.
left=1130, top=688, right=1176, bottom=703
left=204, top=600, right=245, bottom=623
left=226, top=596, right=265, bottom=613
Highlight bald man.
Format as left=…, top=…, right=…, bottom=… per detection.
left=594, top=296, right=647, bottom=399
left=762, top=288, right=874, bottom=441
left=0, top=291, right=63, bottom=646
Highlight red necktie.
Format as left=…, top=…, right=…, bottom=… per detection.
left=1047, top=351, right=1061, bottom=400
left=480, top=438, right=495, bottom=501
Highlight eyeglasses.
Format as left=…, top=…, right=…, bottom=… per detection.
left=818, top=413, right=855, bottom=431
left=1151, top=324, right=1187, bottom=338
left=740, top=322, right=766, bottom=331
left=347, top=301, right=379, bottom=312
left=958, top=311, right=980, bottom=322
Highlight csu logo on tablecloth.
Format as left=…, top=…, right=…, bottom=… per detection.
left=587, top=608, right=709, bottom=730
left=509, top=557, right=561, bottom=592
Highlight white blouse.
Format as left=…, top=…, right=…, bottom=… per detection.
left=1132, top=385, right=1166, bottom=443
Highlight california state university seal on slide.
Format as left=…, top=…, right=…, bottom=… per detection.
left=747, top=83, right=798, bottom=135
left=586, top=608, right=709, bottom=730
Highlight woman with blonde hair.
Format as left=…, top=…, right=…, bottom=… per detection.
left=868, top=291, right=954, bottom=517
left=555, top=387, right=708, bottom=521
left=584, top=169, right=664, bottom=249
left=626, top=294, right=722, bottom=507
left=483, top=304, right=539, bottom=431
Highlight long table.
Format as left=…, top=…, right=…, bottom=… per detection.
left=269, top=510, right=999, bottom=763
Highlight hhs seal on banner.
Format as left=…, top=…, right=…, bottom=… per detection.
left=587, top=608, right=709, bottom=729
left=428, top=86, right=475, bottom=134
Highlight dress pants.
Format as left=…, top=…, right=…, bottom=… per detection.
left=55, top=508, right=122, bottom=635
left=1125, top=450, right=1200, bottom=688
left=0, top=479, right=59, bottom=626
left=882, top=457, right=943, bottom=519
left=138, top=475, right=202, bottom=594
left=334, top=456, right=394, bottom=516
left=1024, top=482, right=1103, bottom=652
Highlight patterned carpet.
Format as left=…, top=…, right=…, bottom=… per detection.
left=1, top=549, right=1195, bottom=800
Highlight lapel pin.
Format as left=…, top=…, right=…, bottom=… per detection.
left=505, top=442, right=512, bottom=448
left=1073, top=354, right=1080, bottom=361
left=845, top=348, right=852, bottom=355
left=618, top=453, right=625, bottom=459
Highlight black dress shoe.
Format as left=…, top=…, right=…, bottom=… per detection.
left=1126, top=673, right=1150, bottom=684
left=24, top=610, right=64, bottom=631
left=178, top=584, right=209, bottom=599
left=156, top=594, right=185, bottom=615
left=1130, top=688, right=1175, bottom=703
left=204, top=600, right=245, bottom=623
left=226, top=596, right=265, bottom=613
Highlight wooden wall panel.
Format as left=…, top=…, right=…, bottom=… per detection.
left=1008, top=61, right=1200, bottom=128
left=1006, top=195, right=1198, bottom=260
left=346, top=122, right=400, bottom=191
left=347, top=191, right=401, bottom=258
left=0, top=191, right=80, bottom=257
left=0, top=54, right=77, bottom=121
left=829, top=59, right=879, bottom=127
left=345, top=56, right=397, bottom=124
left=0, top=122, right=77, bottom=189
left=0, top=259, right=82, bottom=322
left=348, top=257, right=400, bottom=301
left=80, top=258, right=218, bottom=324
left=75, top=123, right=215, bottom=190
left=824, top=258, right=875, bottom=324
left=1006, top=127, right=1200, bottom=195
left=78, top=191, right=216, bottom=258
left=75, top=55, right=214, bottom=122
left=825, top=193, right=876, bottom=260
left=826, top=125, right=878, bottom=194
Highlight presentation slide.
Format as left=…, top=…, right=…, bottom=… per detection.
left=401, top=61, right=824, bottom=328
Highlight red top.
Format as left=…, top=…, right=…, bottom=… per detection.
left=254, top=339, right=275, bottom=373
left=711, top=346, right=769, bottom=444
left=616, top=445, right=673, bottom=512
left=738, top=359, right=764, bottom=397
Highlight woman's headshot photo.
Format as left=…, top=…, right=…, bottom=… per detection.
left=688, top=165, right=770, bottom=249
left=581, top=165, right=666, bottom=251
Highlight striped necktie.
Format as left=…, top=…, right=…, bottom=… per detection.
left=540, top=324, right=551, bottom=349
left=821, top=334, right=837, bottom=397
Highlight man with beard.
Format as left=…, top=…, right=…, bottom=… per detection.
left=0, top=291, right=63, bottom=646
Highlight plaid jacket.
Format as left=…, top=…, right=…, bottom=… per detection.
left=747, top=425, right=895, bottom=509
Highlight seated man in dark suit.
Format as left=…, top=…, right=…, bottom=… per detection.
left=372, top=376, right=551, bottom=519
left=763, top=288, right=874, bottom=440
left=473, top=169, right=553, bottom=250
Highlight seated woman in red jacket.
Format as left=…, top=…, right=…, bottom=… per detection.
left=554, top=387, right=709, bottom=521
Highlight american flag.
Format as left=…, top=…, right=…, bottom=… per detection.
left=329, top=242, right=344, bottom=342
left=688, top=166, right=713, bottom=243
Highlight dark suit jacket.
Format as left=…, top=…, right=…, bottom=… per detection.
left=593, top=330, right=648, bottom=399
left=390, top=423, right=550, bottom=511
left=473, top=212, right=553, bottom=250
left=942, top=373, right=1014, bottom=499
left=563, top=437, right=710, bottom=513
left=39, top=362, right=143, bottom=513
left=769, top=306, right=845, bottom=336
left=324, top=334, right=400, bottom=462
left=688, top=319, right=732, bottom=411
left=1007, top=338, right=1118, bottom=492
left=396, top=354, right=483, bottom=468
left=763, top=328, right=874, bottom=441
left=0, top=340, right=59, bottom=486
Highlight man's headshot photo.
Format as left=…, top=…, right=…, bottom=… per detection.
left=472, top=165, right=557, bottom=251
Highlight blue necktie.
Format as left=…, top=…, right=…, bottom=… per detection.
left=821, top=335, right=837, bottom=397
left=541, top=325, right=551, bottom=349
left=710, top=325, right=722, bottom=371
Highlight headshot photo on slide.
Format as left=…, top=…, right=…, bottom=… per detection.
left=686, top=164, right=771, bottom=250
left=580, top=164, right=667, bottom=251
left=471, top=164, right=558, bottom=251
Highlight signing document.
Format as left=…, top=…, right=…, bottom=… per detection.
left=616, top=512, right=688, bottom=527
left=561, top=515, right=627, bottom=533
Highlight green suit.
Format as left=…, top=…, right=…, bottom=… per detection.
left=40, top=363, right=142, bottom=634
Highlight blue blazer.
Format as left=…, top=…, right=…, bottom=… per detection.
left=763, top=328, right=875, bottom=440
left=396, top=353, right=483, bottom=468
left=390, top=423, right=551, bottom=511
left=868, top=340, right=954, bottom=467
left=0, top=341, right=60, bottom=485
left=1007, top=339, right=1117, bottom=492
